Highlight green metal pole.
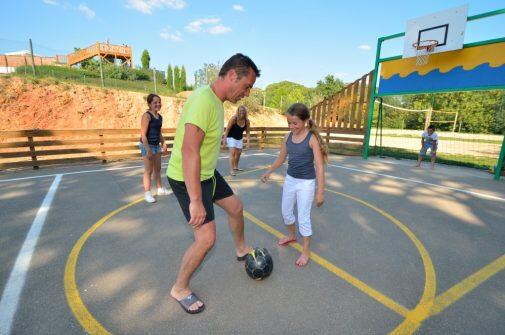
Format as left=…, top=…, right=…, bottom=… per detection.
left=495, top=93, right=505, bottom=180
left=494, top=133, right=505, bottom=180
left=363, top=37, right=383, bottom=159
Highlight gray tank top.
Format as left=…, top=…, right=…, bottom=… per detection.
left=286, top=132, right=315, bottom=180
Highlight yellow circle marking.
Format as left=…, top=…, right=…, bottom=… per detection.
left=64, top=198, right=143, bottom=335
left=65, top=175, right=436, bottom=335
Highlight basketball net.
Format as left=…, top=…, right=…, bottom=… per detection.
left=413, top=40, right=438, bottom=66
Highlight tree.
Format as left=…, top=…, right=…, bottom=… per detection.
left=180, top=66, right=187, bottom=90
left=173, top=66, right=180, bottom=92
left=194, top=63, right=220, bottom=88
left=315, top=75, right=345, bottom=99
left=166, top=64, right=173, bottom=90
left=401, top=91, right=503, bottom=133
left=265, top=81, right=314, bottom=111
left=141, top=49, right=150, bottom=69
left=241, top=88, right=265, bottom=113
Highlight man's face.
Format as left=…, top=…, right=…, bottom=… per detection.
left=227, top=68, right=256, bottom=103
left=428, top=128, right=434, bottom=135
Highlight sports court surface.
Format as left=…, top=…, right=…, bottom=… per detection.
left=1, top=149, right=504, bottom=335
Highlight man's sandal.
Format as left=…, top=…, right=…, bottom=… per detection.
left=175, top=293, right=205, bottom=314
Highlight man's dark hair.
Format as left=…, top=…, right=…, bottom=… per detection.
left=428, top=124, right=436, bottom=130
left=219, top=53, right=260, bottom=79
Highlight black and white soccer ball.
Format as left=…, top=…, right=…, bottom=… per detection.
left=245, top=248, right=273, bottom=280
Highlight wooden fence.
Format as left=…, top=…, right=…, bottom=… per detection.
left=0, top=126, right=370, bottom=170
left=310, top=70, right=374, bottom=154
left=0, top=71, right=376, bottom=170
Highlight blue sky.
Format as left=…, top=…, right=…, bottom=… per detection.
left=1, top=1, right=504, bottom=88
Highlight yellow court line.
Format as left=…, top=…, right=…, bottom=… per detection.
left=391, top=254, right=505, bottom=334
left=325, top=189, right=436, bottom=335
left=64, top=198, right=144, bottom=335
left=430, top=253, right=505, bottom=316
left=232, top=177, right=437, bottom=335
left=243, top=210, right=410, bottom=317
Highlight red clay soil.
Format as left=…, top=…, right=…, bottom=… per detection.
left=0, top=76, right=286, bottom=131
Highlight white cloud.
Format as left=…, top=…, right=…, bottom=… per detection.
left=185, top=18, right=221, bottom=33
left=208, top=24, right=232, bottom=35
left=42, top=0, right=58, bottom=5
left=233, top=4, right=244, bottom=12
left=358, top=44, right=372, bottom=51
left=160, top=28, right=183, bottom=42
left=78, top=4, right=95, bottom=19
left=126, top=0, right=186, bottom=14
left=335, top=72, right=348, bottom=79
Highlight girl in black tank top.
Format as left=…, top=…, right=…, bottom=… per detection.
left=140, top=94, right=169, bottom=203
left=223, top=105, right=250, bottom=176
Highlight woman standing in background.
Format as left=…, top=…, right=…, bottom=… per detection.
left=223, top=105, right=250, bottom=176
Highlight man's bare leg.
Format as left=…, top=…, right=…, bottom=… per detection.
left=216, top=195, right=251, bottom=258
left=170, top=221, right=216, bottom=311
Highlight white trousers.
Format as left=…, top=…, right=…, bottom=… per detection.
left=281, top=174, right=315, bottom=237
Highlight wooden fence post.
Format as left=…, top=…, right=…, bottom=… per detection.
left=259, top=129, right=266, bottom=149
left=27, top=134, right=39, bottom=169
left=99, top=131, right=106, bottom=163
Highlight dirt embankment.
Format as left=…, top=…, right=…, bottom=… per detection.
left=0, top=77, right=286, bottom=130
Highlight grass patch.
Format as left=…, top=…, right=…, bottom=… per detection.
left=13, top=65, right=176, bottom=97
left=370, top=146, right=497, bottom=170
left=373, top=133, right=503, bottom=144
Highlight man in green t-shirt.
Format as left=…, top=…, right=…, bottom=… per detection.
left=167, top=54, right=260, bottom=314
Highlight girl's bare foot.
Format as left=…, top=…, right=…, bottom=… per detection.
left=295, top=253, right=310, bottom=267
left=278, top=236, right=297, bottom=246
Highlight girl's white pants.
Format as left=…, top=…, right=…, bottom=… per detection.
left=281, top=174, right=315, bottom=237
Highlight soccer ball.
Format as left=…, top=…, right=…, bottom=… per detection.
left=245, top=248, right=273, bottom=280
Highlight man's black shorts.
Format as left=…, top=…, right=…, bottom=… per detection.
left=168, top=170, right=234, bottom=224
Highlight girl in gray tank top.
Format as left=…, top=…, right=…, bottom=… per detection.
left=261, top=103, right=328, bottom=267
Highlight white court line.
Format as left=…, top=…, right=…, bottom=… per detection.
left=0, top=174, right=62, bottom=335
left=259, top=153, right=505, bottom=202
left=329, top=163, right=505, bottom=202
left=0, top=153, right=269, bottom=184
left=367, top=157, right=490, bottom=180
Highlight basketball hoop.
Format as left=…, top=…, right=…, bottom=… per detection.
left=412, top=40, right=438, bottom=66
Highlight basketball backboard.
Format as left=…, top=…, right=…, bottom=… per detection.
left=403, top=4, right=468, bottom=58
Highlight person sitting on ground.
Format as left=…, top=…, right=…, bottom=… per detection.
left=415, top=124, right=438, bottom=170
left=223, top=105, right=250, bottom=176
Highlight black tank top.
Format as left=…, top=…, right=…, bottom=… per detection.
left=227, top=119, right=247, bottom=140
left=141, top=111, right=163, bottom=145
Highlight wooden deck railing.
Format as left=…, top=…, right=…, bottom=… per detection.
left=310, top=70, right=374, bottom=153
left=0, top=127, right=363, bottom=170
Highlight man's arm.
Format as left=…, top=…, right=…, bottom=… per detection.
left=182, top=123, right=206, bottom=228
